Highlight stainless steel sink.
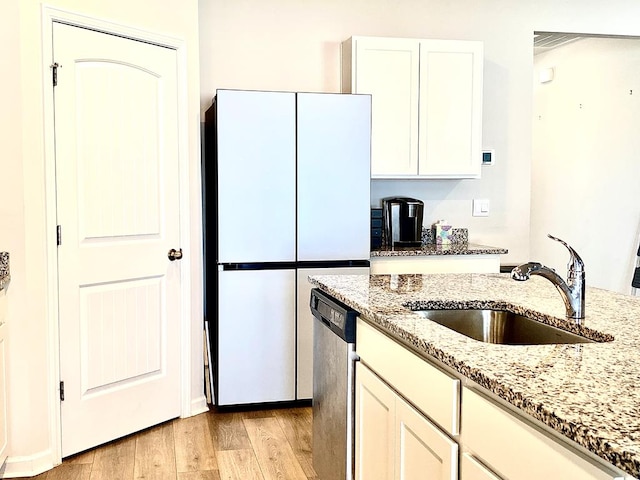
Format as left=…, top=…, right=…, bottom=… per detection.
left=413, top=309, right=593, bottom=345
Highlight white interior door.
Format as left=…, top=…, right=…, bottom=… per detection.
left=53, top=22, right=182, bottom=457
left=0, top=287, right=8, bottom=467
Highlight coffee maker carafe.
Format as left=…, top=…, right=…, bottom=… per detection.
left=382, top=197, right=424, bottom=247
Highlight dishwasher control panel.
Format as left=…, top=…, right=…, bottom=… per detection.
left=310, top=288, right=357, bottom=343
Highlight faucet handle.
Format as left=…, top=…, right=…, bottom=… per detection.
left=547, top=234, right=585, bottom=273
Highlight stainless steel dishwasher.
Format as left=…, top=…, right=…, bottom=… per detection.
left=310, top=288, right=359, bottom=480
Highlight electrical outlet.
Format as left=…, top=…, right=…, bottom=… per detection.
left=472, top=199, right=490, bottom=217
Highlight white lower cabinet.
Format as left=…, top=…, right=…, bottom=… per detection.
left=355, top=363, right=458, bottom=480
left=395, top=396, right=458, bottom=480
left=355, top=362, right=395, bottom=480
left=461, top=453, right=502, bottom=480
left=356, top=318, right=631, bottom=480
left=461, top=387, right=626, bottom=480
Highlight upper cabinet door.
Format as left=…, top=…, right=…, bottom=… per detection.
left=418, top=40, right=483, bottom=178
left=216, top=90, right=296, bottom=263
left=344, top=36, right=420, bottom=177
left=342, top=36, right=483, bottom=179
left=296, top=92, right=371, bottom=261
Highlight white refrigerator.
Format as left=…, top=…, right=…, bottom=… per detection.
left=204, top=89, right=371, bottom=406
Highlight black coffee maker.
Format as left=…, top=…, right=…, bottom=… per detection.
left=382, top=197, right=424, bottom=247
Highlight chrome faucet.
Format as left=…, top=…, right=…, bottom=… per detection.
left=511, top=234, right=585, bottom=323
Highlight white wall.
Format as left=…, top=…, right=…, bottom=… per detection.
left=199, top=0, right=640, bottom=265
left=2, top=0, right=203, bottom=476
left=199, top=0, right=534, bottom=260
left=532, top=37, right=640, bottom=293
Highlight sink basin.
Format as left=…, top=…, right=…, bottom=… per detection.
left=413, top=309, right=593, bottom=345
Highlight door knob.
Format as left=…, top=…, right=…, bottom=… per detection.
left=168, top=248, right=183, bottom=261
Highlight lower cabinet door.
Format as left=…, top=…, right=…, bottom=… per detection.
left=355, top=363, right=395, bottom=480
left=396, top=397, right=458, bottom=480
left=355, top=363, right=459, bottom=480
left=461, top=453, right=503, bottom=480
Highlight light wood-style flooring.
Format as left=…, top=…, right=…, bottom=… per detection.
left=27, top=406, right=317, bottom=480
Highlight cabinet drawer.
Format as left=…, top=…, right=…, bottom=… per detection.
left=357, top=319, right=459, bottom=436
left=461, top=387, right=623, bottom=480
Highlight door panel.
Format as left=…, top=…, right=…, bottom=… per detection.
left=354, top=38, right=420, bottom=176
left=395, top=397, right=458, bottom=480
left=355, top=363, right=395, bottom=480
left=217, top=269, right=296, bottom=405
left=54, top=22, right=181, bottom=457
left=296, top=93, right=371, bottom=261
left=215, top=90, right=296, bottom=263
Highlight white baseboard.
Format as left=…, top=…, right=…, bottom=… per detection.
left=1, top=449, right=58, bottom=479
left=189, top=394, right=209, bottom=417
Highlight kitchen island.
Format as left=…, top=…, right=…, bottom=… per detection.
left=308, top=272, right=640, bottom=479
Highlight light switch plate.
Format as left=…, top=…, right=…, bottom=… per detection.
left=472, top=199, right=490, bottom=217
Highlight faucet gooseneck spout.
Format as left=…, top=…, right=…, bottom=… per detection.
left=511, top=235, right=585, bottom=323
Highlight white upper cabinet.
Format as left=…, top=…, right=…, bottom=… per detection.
left=342, top=36, right=483, bottom=179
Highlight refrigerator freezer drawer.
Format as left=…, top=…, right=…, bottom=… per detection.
left=217, top=268, right=296, bottom=405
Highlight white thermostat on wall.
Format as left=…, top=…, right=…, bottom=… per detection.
left=482, top=149, right=495, bottom=166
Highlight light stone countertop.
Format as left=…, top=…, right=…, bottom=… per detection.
left=0, top=252, right=9, bottom=291
left=371, top=242, right=508, bottom=257
left=308, top=272, right=640, bottom=478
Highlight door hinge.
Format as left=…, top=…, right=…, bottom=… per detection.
left=57, top=225, right=62, bottom=246
left=51, top=62, right=60, bottom=87
left=60, top=381, right=65, bottom=401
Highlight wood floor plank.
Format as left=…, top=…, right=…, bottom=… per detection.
left=134, top=422, right=176, bottom=480
left=208, top=411, right=252, bottom=451
left=174, top=412, right=218, bottom=473
left=216, top=449, right=264, bottom=480
left=177, top=471, right=221, bottom=480
left=30, top=473, right=49, bottom=479
left=26, top=407, right=315, bottom=480
left=244, top=417, right=308, bottom=480
left=44, top=463, right=92, bottom=480
left=89, top=435, right=136, bottom=480
left=275, top=408, right=317, bottom=479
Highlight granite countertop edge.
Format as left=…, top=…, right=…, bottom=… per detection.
left=308, top=272, right=640, bottom=478
left=0, top=252, right=9, bottom=292
left=371, top=242, right=508, bottom=257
